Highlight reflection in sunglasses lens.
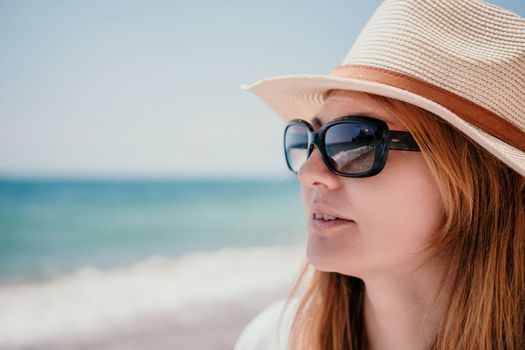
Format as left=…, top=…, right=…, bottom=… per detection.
left=325, top=124, right=376, bottom=174
left=285, top=125, right=309, bottom=172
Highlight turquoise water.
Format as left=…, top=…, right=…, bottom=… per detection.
left=0, top=178, right=306, bottom=285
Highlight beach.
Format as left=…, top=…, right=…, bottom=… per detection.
left=0, top=179, right=307, bottom=349
left=0, top=244, right=306, bottom=349
left=13, top=289, right=287, bottom=350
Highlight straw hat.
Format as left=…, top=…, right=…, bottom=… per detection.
left=241, top=0, right=525, bottom=177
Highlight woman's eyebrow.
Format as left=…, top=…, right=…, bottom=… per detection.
left=312, top=116, right=323, bottom=128
left=313, top=113, right=401, bottom=128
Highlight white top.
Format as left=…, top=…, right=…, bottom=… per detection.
left=234, top=298, right=300, bottom=350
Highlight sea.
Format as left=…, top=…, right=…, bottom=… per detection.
left=0, top=177, right=308, bottom=349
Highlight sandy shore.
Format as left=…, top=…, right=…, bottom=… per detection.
left=0, top=244, right=309, bottom=350
left=6, top=289, right=289, bottom=350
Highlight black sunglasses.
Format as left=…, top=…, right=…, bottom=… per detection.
left=284, top=115, right=421, bottom=178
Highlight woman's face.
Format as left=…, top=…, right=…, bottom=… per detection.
left=299, top=90, right=446, bottom=278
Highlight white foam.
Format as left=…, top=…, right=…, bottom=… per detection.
left=0, top=243, right=306, bottom=346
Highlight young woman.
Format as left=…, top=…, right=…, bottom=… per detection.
left=235, top=1, right=524, bottom=349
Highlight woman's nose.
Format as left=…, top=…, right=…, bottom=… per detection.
left=297, top=146, right=340, bottom=191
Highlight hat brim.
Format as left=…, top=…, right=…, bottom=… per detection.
left=242, top=74, right=525, bottom=177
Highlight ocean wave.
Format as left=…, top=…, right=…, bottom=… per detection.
left=0, top=243, right=306, bottom=347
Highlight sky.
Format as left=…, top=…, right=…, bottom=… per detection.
left=1, top=0, right=523, bottom=179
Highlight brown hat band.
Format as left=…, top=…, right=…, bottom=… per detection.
left=330, top=64, right=525, bottom=153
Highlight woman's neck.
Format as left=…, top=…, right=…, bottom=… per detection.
left=362, top=261, right=453, bottom=350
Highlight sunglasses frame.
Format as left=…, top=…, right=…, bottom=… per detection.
left=284, top=115, right=421, bottom=178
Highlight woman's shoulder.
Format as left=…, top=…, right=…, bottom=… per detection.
left=233, top=297, right=300, bottom=350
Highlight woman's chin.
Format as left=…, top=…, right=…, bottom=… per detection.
left=306, top=237, right=368, bottom=276
left=307, top=238, right=348, bottom=272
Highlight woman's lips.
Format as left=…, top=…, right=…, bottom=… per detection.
left=308, top=203, right=355, bottom=231
left=308, top=217, right=355, bottom=230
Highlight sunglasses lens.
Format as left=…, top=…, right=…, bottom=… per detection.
left=284, top=124, right=309, bottom=172
left=325, top=123, right=376, bottom=174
